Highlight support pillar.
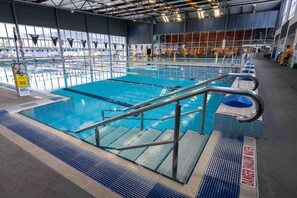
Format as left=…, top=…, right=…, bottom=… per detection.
left=55, top=8, right=68, bottom=88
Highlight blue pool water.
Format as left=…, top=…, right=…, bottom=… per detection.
left=127, top=65, right=239, bottom=80
left=21, top=73, right=234, bottom=140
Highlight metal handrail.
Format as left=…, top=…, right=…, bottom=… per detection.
left=123, top=73, right=259, bottom=111
left=74, top=86, right=264, bottom=134
left=74, top=86, right=264, bottom=179
left=159, top=108, right=203, bottom=121
left=101, top=108, right=203, bottom=122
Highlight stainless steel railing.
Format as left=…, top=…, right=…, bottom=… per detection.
left=123, top=73, right=259, bottom=111
left=74, top=86, right=264, bottom=179
left=101, top=108, right=203, bottom=130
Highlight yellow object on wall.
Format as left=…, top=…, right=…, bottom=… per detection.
left=132, top=53, right=135, bottom=62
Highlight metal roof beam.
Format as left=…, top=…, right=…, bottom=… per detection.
left=109, top=1, right=211, bottom=17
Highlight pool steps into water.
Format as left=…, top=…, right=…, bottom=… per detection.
left=157, top=130, right=209, bottom=182
left=81, top=125, right=208, bottom=183
left=119, top=128, right=163, bottom=161
left=135, top=129, right=182, bottom=170
left=107, top=127, right=143, bottom=154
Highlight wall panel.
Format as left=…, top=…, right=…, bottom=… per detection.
left=154, top=22, right=184, bottom=34
left=128, top=22, right=152, bottom=44
left=109, top=18, right=127, bottom=37
left=58, top=9, right=86, bottom=32
left=155, top=11, right=279, bottom=35
left=88, top=15, right=108, bottom=34
left=0, top=1, right=14, bottom=23
left=15, top=3, right=56, bottom=28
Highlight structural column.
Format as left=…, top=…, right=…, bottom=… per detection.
left=85, top=14, right=93, bottom=82
left=151, top=21, right=154, bottom=57
left=183, top=17, right=187, bottom=57
left=107, top=17, right=113, bottom=78
left=11, top=2, right=25, bottom=61
left=55, top=8, right=68, bottom=88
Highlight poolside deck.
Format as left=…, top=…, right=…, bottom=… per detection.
left=254, top=56, right=297, bottom=197
left=0, top=87, right=93, bottom=198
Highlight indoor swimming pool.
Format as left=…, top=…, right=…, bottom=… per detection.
left=21, top=74, right=233, bottom=135
left=19, top=65, right=236, bottom=183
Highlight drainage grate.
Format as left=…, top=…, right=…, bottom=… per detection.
left=49, top=97, right=64, bottom=101
left=19, top=102, right=38, bottom=108
left=197, top=134, right=243, bottom=198
left=0, top=112, right=188, bottom=198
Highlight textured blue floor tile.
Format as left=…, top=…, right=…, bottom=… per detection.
left=0, top=114, right=13, bottom=122
left=86, top=161, right=127, bottom=187
left=111, top=171, right=156, bottom=198
left=19, top=102, right=38, bottom=108
left=0, top=114, right=188, bottom=197
left=0, top=119, right=26, bottom=128
left=67, top=154, right=102, bottom=173
left=198, top=176, right=239, bottom=198
left=197, top=134, right=243, bottom=198
left=147, top=183, right=188, bottom=198
left=0, top=110, right=8, bottom=114
left=49, top=97, right=64, bottom=101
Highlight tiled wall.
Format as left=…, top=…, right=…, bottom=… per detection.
left=213, top=113, right=263, bottom=138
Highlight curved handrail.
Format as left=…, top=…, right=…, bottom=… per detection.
left=123, top=73, right=259, bottom=111
left=74, top=86, right=264, bottom=133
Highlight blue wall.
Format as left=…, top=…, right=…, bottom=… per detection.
left=153, top=11, right=279, bottom=35
left=127, top=21, right=152, bottom=44
left=187, top=17, right=225, bottom=32
left=227, top=11, right=278, bottom=29
left=154, top=22, right=184, bottom=34
left=0, top=1, right=127, bottom=37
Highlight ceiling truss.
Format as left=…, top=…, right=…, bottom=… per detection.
left=17, top=0, right=282, bottom=23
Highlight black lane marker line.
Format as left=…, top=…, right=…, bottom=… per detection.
left=108, top=79, right=177, bottom=90
left=64, top=88, right=133, bottom=107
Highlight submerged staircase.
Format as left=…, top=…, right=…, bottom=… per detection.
left=78, top=125, right=209, bottom=183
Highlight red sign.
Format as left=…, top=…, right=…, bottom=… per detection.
left=241, top=145, right=255, bottom=187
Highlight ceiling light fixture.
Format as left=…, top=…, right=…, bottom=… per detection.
left=176, top=14, right=182, bottom=22
left=214, top=8, right=220, bottom=17
left=197, top=8, right=205, bottom=19
left=161, top=14, right=169, bottom=23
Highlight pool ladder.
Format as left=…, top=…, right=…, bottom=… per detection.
left=74, top=73, right=264, bottom=179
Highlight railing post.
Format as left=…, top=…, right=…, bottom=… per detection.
left=199, top=93, right=208, bottom=136
left=101, top=111, right=105, bottom=122
left=140, top=112, right=144, bottom=131
left=172, top=102, right=181, bottom=179
left=95, top=127, right=100, bottom=147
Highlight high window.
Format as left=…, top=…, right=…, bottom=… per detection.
left=282, top=0, right=290, bottom=25
left=289, top=0, right=297, bottom=19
